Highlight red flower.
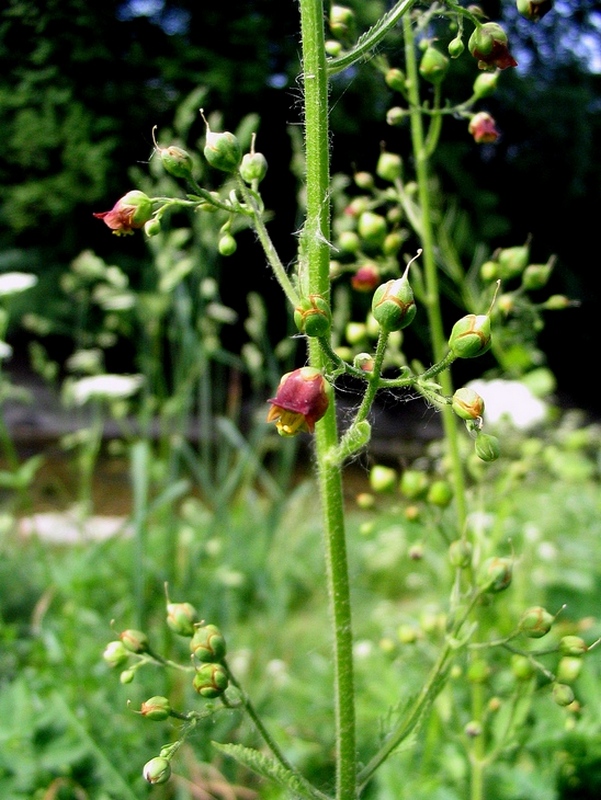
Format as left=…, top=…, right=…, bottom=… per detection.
left=351, top=263, right=380, bottom=292
left=267, top=367, right=331, bottom=436
left=93, top=190, right=153, bottom=236
left=469, top=112, right=500, bottom=144
left=469, top=23, right=517, bottom=71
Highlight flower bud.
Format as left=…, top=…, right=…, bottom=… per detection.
left=522, top=260, right=554, bottom=290
left=475, top=432, right=500, bottom=462
left=472, top=71, right=499, bottom=99
left=518, top=606, right=554, bottom=638
left=372, top=275, right=416, bottom=332
left=479, top=259, right=499, bottom=281
left=559, top=636, right=587, bottom=656
left=449, top=314, right=492, bottom=359
left=369, top=464, right=397, bottom=493
left=543, top=295, right=572, bottom=310
left=190, top=624, right=227, bottom=662
left=218, top=233, right=237, bottom=257
left=383, top=231, right=404, bottom=256
left=294, top=295, right=332, bottom=337
left=465, top=720, right=483, bottom=738
left=399, top=469, right=428, bottom=499
left=468, top=22, right=517, bottom=71
left=120, top=629, right=149, bottom=654
left=468, top=112, right=500, bottom=144
left=452, top=387, right=485, bottom=420
left=351, top=264, right=380, bottom=292
left=556, top=656, right=583, bottom=684
left=325, top=39, right=343, bottom=57
left=467, top=659, right=491, bottom=683
left=385, top=68, right=406, bottom=92
left=480, top=556, right=512, bottom=592
left=358, top=211, right=387, bottom=249
left=356, top=492, right=375, bottom=509
left=497, top=242, right=530, bottom=280
left=376, top=152, right=402, bottom=183
left=516, top=0, right=553, bottom=21
left=144, top=217, right=161, bottom=237
left=240, top=151, right=268, bottom=184
left=345, top=322, right=366, bottom=345
left=103, top=640, right=129, bottom=669
left=354, top=352, right=375, bottom=372
left=159, top=145, right=194, bottom=180
left=427, top=479, right=453, bottom=507
left=120, top=668, right=136, bottom=684
left=552, top=682, right=575, bottom=707
left=143, top=756, right=171, bottom=785
left=203, top=115, right=242, bottom=173
left=329, top=5, right=356, bottom=40
left=387, top=107, right=408, bottom=126
left=338, top=230, right=361, bottom=254
left=448, top=36, right=465, bottom=58
left=419, top=46, right=449, bottom=85
left=193, top=662, right=229, bottom=697
left=354, top=171, right=374, bottom=190
left=449, top=539, right=472, bottom=568
left=267, top=368, right=331, bottom=436
left=166, top=601, right=199, bottom=637
left=93, top=191, right=153, bottom=236
left=140, top=696, right=172, bottom=721
left=511, top=654, right=535, bottom=681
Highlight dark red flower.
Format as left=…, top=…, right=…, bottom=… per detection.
left=93, top=190, right=153, bottom=236
left=351, top=263, right=380, bottom=292
left=469, top=23, right=517, bottom=71
left=267, top=367, right=331, bottom=436
left=468, top=112, right=500, bottom=144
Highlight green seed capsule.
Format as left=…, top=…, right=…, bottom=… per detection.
left=190, top=624, right=227, bottom=662
left=193, top=662, right=229, bottom=698
left=372, top=275, right=416, bottom=332
left=449, top=314, right=492, bottom=359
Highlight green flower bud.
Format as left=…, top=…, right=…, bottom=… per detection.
left=452, top=387, right=485, bottom=420
left=356, top=492, right=375, bottom=509
left=472, top=72, right=499, bottom=99
left=294, top=294, right=332, bottom=337
left=480, top=556, right=512, bottom=592
left=543, top=295, right=572, bottom=310
left=427, top=479, right=453, bottom=507
left=120, top=668, right=136, bottom=684
left=448, top=36, right=465, bottom=58
left=385, top=68, right=406, bottom=92
left=166, top=601, right=199, bottom=637
left=160, top=145, right=194, bottom=180
left=479, top=259, right=499, bottom=281
left=240, top=151, right=268, bottom=184
left=408, top=542, right=424, bottom=560
left=468, top=22, right=517, bottom=71
left=556, top=656, right=583, bottom=684
left=358, top=211, right=388, bottom=248
left=383, top=231, right=404, bottom=256
left=448, top=314, right=492, bottom=358
left=329, top=5, right=356, bottom=40
left=345, top=322, right=366, bottom=344
left=353, top=353, right=375, bottom=372
left=338, top=230, right=361, bottom=254
left=419, top=46, right=449, bottom=85
left=560, top=636, right=587, bottom=656
left=465, top=720, right=483, bottom=738
left=449, top=539, right=473, bottom=568
left=203, top=114, right=242, bottom=173
left=193, top=662, right=229, bottom=697
left=218, top=233, right=237, bottom=257
left=103, top=640, right=129, bottom=669
left=387, top=106, right=408, bottom=126
left=190, top=624, right=227, bottom=662
left=354, top=171, right=374, bottom=190
left=511, top=654, right=535, bottom=680
left=516, top=0, right=553, bottom=21
left=475, top=432, right=501, bottom=463
left=140, top=696, right=172, bottom=721
left=497, top=241, right=530, bottom=280
left=143, top=756, right=171, bottom=785
left=518, top=606, right=554, bottom=638
left=398, top=623, right=418, bottom=644
left=372, top=275, right=416, bottom=332
left=467, top=659, right=491, bottom=683
left=552, top=682, right=575, bottom=707
left=369, top=464, right=397, bottom=493
left=144, top=217, right=161, bottom=237
left=120, top=629, right=149, bottom=654
left=376, top=152, right=402, bottom=183
left=522, top=259, right=554, bottom=290
left=399, top=468, right=428, bottom=499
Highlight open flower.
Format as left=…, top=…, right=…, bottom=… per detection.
left=469, top=112, right=500, bottom=144
left=267, top=367, right=330, bottom=436
left=469, top=23, right=517, bottom=71
left=93, top=191, right=153, bottom=236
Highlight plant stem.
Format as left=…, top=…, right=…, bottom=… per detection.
left=403, top=16, right=467, bottom=530
left=299, top=2, right=356, bottom=799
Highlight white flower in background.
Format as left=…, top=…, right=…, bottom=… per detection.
left=0, top=272, right=37, bottom=296
left=70, top=374, right=144, bottom=405
left=468, top=379, right=548, bottom=430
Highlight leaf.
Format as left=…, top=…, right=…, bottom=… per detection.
left=212, top=742, right=315, bottom=800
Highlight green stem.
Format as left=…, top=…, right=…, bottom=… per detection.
left=300, top=2, right=356, bottom=799
left=403, top=16, right=467, bottom=531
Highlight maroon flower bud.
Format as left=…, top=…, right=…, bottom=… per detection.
left=468, top=112, right=500, bottom=144
left=93, top=191, right=153, bottom=236
left=419, top=46, right=449, bottom=85
left=190, top=624, right=227, bottom=663
left=267, top=368, right=331, bottom=436
left=517, top=0, right=553, bottom=21
left=351, top=263, right=380, bottom=292
left=469, top=22, right=517, bottom=71
left=143, top=756, right=171, bottom=785
left=294, top=294, right=332, bottom=337
left=140, top=696, right=172, bottom=721
left=193, top=662, right=229, bottom=698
